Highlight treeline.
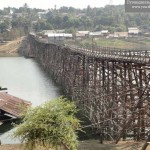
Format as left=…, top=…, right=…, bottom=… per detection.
left=0, top=3, right=42, bottom=40
left=1, top=4, right=150, bottom=40
left=47, top=5, right=150, bottom=32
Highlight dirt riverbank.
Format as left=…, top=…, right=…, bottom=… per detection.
left=0, top=37, right=25, bottom=55
left=1, top=141, right=150, bottom=150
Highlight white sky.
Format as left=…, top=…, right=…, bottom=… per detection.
left=0, top=0, right=125, bottom=9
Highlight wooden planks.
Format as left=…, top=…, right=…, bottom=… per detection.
left=0, top=92, right=31, bottom=118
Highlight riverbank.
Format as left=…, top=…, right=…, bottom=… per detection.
left=0, top=144, right=52, bottom=150
left=0, top=37, right=25, bottom=56
left=0, top=141, right=150, bottom=150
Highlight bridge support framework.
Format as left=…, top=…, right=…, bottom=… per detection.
left=29, top=35, right=150, bottom=143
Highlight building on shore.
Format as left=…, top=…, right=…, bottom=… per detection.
left=128, top=27, right=141, bottom=36
left=47, top=33, right=73, bottom=43
left=0, top=92, right=31, bottom=123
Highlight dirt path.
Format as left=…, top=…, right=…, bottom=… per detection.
left=1, top=141, right=150, bottom=150
left=0, top=37, right=24, bottom=54
left=0, top=144, right=53, bottom=150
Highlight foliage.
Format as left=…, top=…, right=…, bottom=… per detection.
left=33, top=20, right=53, bottom=31
left=0, top=20, right=10, bottom=33
left=1, top=27, right=25, bottom=40
left=13, top=97, right=81, bottom=150
left=45, top=5, right=150, bottom=31
left=1, top=4, right=150, bottom=39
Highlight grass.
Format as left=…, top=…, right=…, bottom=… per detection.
left=95, top=38, right=139, bottom=49
left=80, top=37, right=150, bottom=50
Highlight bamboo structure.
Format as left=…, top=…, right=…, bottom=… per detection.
left=28, top=34, right=150, bottom=143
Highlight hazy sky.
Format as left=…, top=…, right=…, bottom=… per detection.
left=0, top=0, right=125, bottom=9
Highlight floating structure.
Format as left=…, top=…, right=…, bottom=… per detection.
left=0, top=92, right=31, bottom=122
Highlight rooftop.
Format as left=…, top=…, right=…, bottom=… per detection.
left=47, top=33, right=73, bottom=37
left=0, top=92, right=31, bottom=118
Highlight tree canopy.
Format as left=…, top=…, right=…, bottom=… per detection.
left=13, top=97, right=81, bottom=150
left=1, top=4, right=150, bottom=39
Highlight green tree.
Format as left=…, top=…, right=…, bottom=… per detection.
left=13, top=97, right=81, bottom=150
left=0, top=20, right=10, bottom=33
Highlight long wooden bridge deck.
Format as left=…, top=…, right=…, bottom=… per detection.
left=34, top=35, right=150, bottom=64
left=28, top=34, right=150, bottom=144
left=66, top=44, right=150, bottom=64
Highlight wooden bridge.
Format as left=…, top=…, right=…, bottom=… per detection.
left=28, top=34, right=150, bottom=143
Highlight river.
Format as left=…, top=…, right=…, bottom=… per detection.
left=0, top=56, right=59, bottom=144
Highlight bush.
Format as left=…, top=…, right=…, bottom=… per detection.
left=13, top=97, right=81, bottom=150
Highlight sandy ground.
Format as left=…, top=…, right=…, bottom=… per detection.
left=116, top=141, right=150, bottom=150
left=79, top=140, right=150, bottom=150
left=0, top=144, right=54, bottom=150
left=1, top=141, right=150, bottom=150
left=0, top=37, right=24, bottom=54
left=0, top=144, right=22, bottom=150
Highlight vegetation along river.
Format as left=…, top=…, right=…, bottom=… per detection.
left=0, top=56, right=59, bottom=144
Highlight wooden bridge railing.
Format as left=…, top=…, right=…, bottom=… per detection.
left=30, top=34, right=150, bottom=64
left=66, top=44, right=150, bottom=64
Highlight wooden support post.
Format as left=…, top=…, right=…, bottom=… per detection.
left=29, top=35, right=150, bottom=144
